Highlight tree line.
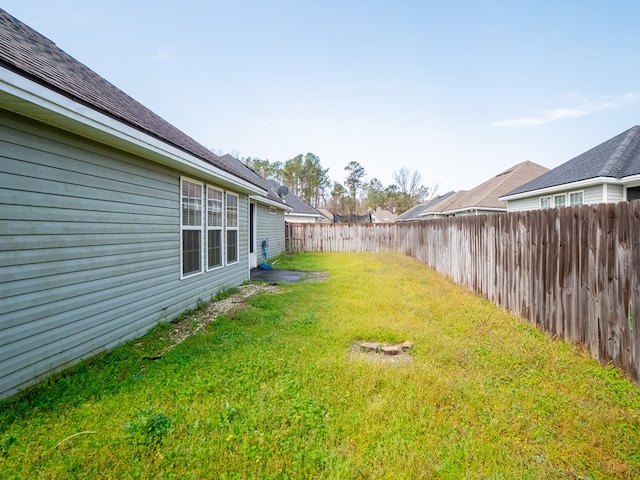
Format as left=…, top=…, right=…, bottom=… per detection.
left=243, top=153, right=435, bottom=215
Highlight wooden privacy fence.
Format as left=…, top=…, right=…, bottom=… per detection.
left=288, top=202, right=640, bottom=383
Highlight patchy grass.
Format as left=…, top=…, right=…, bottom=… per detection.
left=1, top=252, right=639, bottom=479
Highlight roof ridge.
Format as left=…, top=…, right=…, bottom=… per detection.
left=598, top=125, right=640, bottom=176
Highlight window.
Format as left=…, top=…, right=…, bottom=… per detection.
left=269, top=207, right=277, bottom=215
left=569, top=191, right=584, bottom=206
left=540, top=196, right=551, bottom=209
left=226, top=192, right=239, bottom=264
left=207, top=187, right=224, bottom=269
left=181, top=178, right=203, bottom=277
left=627, top=186, right=640, bottom=202
left=553, top=194, right=566, bottom=208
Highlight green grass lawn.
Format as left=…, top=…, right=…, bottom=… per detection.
left=1, top=252, right=639, bottom=479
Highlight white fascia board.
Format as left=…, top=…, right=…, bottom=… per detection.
left=499, top=176, right=619, bottom=201
left=440, top=207, right=506, bottom=215
left=0, top=68, right=265, bottom=196
left=621, top=174, right=640, bottom=185
left=285, top=212, right=322, bottom=219
left=249, top=195, right=293, bottom=211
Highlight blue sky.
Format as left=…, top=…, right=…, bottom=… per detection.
left=4, top=1, right=640, bottom=193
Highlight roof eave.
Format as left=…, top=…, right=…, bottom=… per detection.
left=249, top=194, right=293, bottom=211
left=285, top=212, right=323, bottom=218
left=499, top=176, right=623, bottom=201
left=0, top=68, right=266, bottom=196
left=442, top=206, right=506, bottom=215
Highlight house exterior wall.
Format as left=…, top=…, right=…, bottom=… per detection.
left=0, top=110, right=250, bottom=399
left=256, top=203, right=285, bottom=261
left=605, top=184, right=624, bottom=203
left=285, top=214, right=321, bottom=223
left=583, top=185, right=604, bottom=204
left=507, top=184, right=607, bottom=212
left=506, top=196, right=541, bottom=212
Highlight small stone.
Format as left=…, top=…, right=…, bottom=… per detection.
left=359, top=342, right=382, bottom=352
left=381, top=345, right=402, bottom=355
left=401, top=341, right=414, bottom=351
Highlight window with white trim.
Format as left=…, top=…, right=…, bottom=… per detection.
left=540, top=196, right=551, bottom=209
left=181, top=178, right=203, bottom=277
left=569, top=191, right=583, bottom=206
left=553, top=194, right=566, bottom=208
left=226, top=192, right=239, bottom=264
left=206, top=186, right=224, bottom=269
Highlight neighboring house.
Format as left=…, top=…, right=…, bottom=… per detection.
left=316, top=208, right=334, bottom=223
left=501, top=126, right=640, bottom=211
left=0, top=10, right=282, bottom=399
left=220, top=154, right=292, bottom=266
left=280, top=192, right=325, bottom=224
left=395, top=191, right=456, bottom=221
left=419, top=190, right=469, bottom=219
left=371, top=208, right=397, bottom=223
left=421, top=161, right=548, bottom=217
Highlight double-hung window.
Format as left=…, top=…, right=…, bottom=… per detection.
left=569, top=191, right=584, bottom=206
left=540, top=196, right=551, bottom=209
left=226, top=192, right=239, bottom=264
left=554, top=194, right=566, bottom=208
left=181, top=178, right=203, bottom=277
left=207, top=187, right=224, bottom=269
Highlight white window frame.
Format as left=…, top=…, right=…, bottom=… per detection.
left=180, top=177, right=204, bottom=279
left=206, top=185, right=224, bottom=271
left=540, top=196, right=551, bottom=209
left=226, top=192, right=239, bottom=265
left=553, top=194, right=566, bottom=208
left=569, top=191, right=584, bottom=206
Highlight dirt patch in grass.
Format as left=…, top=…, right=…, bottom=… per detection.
left=349, top=340, right=414, bottom=365
left=149, top=283, right=280, bottom=358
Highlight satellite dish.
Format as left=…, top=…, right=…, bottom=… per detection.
left=277, top=185, right=289, bottom=198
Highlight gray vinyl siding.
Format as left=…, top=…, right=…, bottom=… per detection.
left=0, top=110, right=249, bottom=399
left=256, top=204, right=285, bottom=260
left=508, top=184, right=611, bottom=212
left=506, top=196, right=541, bottom=212
left=606, top=184, right=624, bottom=203
left=583, top=185, right=604, bottom=205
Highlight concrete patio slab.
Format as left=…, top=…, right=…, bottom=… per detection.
left=250, top=268, right=326, bottom=284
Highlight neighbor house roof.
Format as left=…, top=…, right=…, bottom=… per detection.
left=503, top=125, right=640, bottom=198
left=0, top=9, right=262, bottom=190
left=443, top=161, right=548, bottom=213
left=316, top=208, right=334, bottom=222
left=371, top=209, right=397, bottom=222
left=419, top=190, right=468, bottom=216
left=396, top=191, right=456, bottom=221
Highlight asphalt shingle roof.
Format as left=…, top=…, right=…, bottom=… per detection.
left=445, top=161, right=548, bottom=211
left=0, top=9, right=262, bottom=188
left=396, top=191, right=456, bottom=221
left=506, top=125, right=640, bottom=196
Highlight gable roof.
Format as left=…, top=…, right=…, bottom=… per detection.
left=371, top=209, right=397, bottom=222
left=0, top=9, right=262, bottom=189
left=396, top=191, right=456, bottom=221
left=443, top=161, right=548, bottom=213
left=504, top=125, right=640, bottom=197
left=420, top=190, right=469, bottom=216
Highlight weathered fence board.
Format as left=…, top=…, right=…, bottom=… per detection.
left=289, top=202, right=640, bottom=383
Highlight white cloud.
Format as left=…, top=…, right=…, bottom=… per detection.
left=492, top=92, right=640, bottom=127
